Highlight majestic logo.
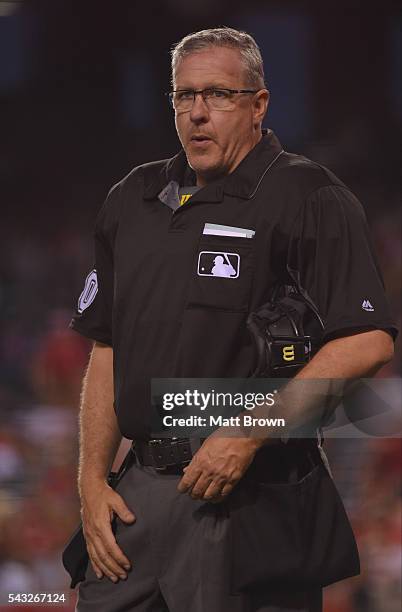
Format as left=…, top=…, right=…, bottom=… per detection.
left=282, top=345, right=295, bottom=362
left=197, top=251, right=240, bottom=278
left=362, top=299, right=374, bottom=312
left=78, top=269, right=98, bottom=313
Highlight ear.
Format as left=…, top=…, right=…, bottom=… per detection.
left=252, top=89, right=270, bottom=127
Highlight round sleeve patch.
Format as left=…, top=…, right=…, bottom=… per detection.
left=78, top=269, right=98, bottom=313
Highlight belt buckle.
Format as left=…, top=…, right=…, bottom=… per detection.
left=148, top=439, right=168, bottom=471
left=148, top=437, right=190, bottom=471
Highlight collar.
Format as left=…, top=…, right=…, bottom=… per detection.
left=222, top=129, right=284, bottom=199
left=143, top=129, right=284, bottom=202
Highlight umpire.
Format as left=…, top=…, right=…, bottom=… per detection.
left=69, top=27, right=396, bottom=612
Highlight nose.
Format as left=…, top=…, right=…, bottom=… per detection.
left=189, top=92, right=210, bottom=124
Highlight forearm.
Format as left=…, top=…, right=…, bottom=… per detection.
left=247, top=329, right=394, bottom=443
left=78, top=342, right=122, bottom=496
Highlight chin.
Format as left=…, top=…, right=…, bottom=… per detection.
left=187, top=156, right=222, bottom=179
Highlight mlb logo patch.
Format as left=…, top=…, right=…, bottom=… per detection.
left=78, top=269, right=98, bottom=313
left=197, top=251, right=240, bottom=278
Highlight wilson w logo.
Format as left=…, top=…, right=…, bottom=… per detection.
left=282, top=345, right=295, bottom=361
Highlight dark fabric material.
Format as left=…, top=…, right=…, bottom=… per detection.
left=69, top=129, right=396, bottom=439
left=287, top=184, right=398, bottom=342
left=63, top=525, right=88, bottom=589
left=178, top=185, right=200, bottom=198
left=229, top=444, right=360, bottom=592
left=75, top=454, right=323, bottom=612
left=70, top=181, right=123, bottom=347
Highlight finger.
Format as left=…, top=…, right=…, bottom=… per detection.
left=87, top=503, right=132, bottom=571
left=92, top=535, right=129, bottom=580
left=220, top=482, right=235, bottom=497
left=93, top=543, right=123, bottom=582
left=177, top=465, right=203, bottom=493
left=102, top=522, right=132, bottom=570
left=208, top=481, right=236, bottom=503
left=111, top=493, right=136, bottom=524
left=190, top=474, right=214, bottom=499
left=202, top=479, right=229, bottom=501
left=87, top=543, right=119, bottom=582
left=90, top=557, right=103, bottom=580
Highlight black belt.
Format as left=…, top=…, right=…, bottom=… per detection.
left=133, top=437, right=321, bottom=474
left=133, top=438, right=199, bottom=471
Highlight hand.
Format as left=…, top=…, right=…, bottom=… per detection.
left=177, top=435, right=260, bottom=503
left=80, top=479, right=135, bottom=582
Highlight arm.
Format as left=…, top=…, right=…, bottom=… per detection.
left=249, top=328, right=394, bottom=441
left=78, top=342, right=121, bottom=488
left=79, top=341, right=135, bottom=582
left=297, top=329, right=394, bottom=378
left=177, top=329, right=394, bottom=501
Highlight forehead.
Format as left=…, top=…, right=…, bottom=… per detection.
left=174, top=46, right=245, bottom=88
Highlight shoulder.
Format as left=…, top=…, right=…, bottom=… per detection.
left=274, top=151, right=348, bottom=195
left=274, top=151, right=366, bottom=219
left=260, top=150, right=368, bottom=240
left=111, top=157, right=172, bottom=196
left=96, top=156, right=173, bottom=231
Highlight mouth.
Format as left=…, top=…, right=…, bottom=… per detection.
left=189, top=135, right=214, bottom=150
left=190, top=135, right=213, bottom=143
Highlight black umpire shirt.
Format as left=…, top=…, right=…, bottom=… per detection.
left=70, top=129, right=396, bottom=439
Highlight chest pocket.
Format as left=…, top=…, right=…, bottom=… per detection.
left=186, top=234, right=255, bottom=312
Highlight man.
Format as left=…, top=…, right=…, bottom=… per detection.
left=70, top=28, right=396, bottom=612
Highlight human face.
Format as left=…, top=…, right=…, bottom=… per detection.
left=173, top=47, right=269, bottom=186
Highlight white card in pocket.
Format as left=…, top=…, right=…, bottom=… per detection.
left=203, top=223, right=255, bottom=239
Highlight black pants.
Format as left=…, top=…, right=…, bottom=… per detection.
left=76, top=457, right=322, bottom=612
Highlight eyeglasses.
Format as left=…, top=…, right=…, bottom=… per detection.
left=166, top=88, right=259, bottom=111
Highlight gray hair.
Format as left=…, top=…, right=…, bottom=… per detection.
left=171, top=27, right=266, bottom=89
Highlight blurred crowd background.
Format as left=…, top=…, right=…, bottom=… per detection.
left=0, top=1, right=400, bottom=610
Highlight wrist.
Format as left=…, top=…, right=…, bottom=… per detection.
left=78, top=473, right=109, bottom=498
left=250, top=437, right=269, bottom=450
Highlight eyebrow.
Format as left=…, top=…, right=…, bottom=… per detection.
left=174, top=83, right=233, bottom=90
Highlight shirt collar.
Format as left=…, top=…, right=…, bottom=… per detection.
left=143, top=129, right=284, bottom=201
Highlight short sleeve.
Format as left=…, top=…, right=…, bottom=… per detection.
left=287, top=185, right=398, bottom=342
left=69, top=184, right=121, bottom=346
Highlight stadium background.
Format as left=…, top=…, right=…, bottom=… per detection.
left=0, top=1, right=400, bottom=610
